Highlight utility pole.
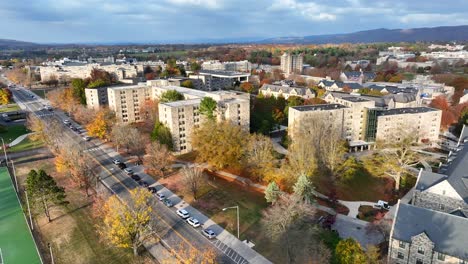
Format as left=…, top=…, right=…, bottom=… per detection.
left=25, top=191, right=33, bottom=230
left=48, top=243, right=55, bottom=264
left=11, top=159, right=18, bottom=192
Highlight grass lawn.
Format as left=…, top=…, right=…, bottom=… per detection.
left=0, top=124, right=30, bottom=144
left=31, top=89, right=46, bottom=99
left=0, top=104, right=20, bottom=113
left=314, top=171, right=394, bottom=203
left=15, top=157, right=150, bottom=264
left=159, top=171, right=329, bottom=263
left=8, top=136, right=44, bottom=153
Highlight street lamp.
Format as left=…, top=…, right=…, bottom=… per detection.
left=222, top=205, right=240, bottom=239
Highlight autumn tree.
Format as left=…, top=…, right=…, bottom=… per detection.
left=240, top=82, right=255, bottom=93
left=25, top=169, right=68, bottom=222
left=86, top=109, right=114, bottom=140
left=262, top=194, right=314, bottom=264
left=127, top=128, right=147, bottom=162
left=140, top=99, right=159, bottom=129
left=199, top=97, right=217, bottom=120
left=0, top=88, right=12, bottom=104
left=160, top=90, right=184, bottom=102
left=151, top=121, right=173, bottom=149
left=166, top=245, right=217, bottom=264
left=181, top=167, right=205, bottom=200
left=430, top=95, right=457, bottom=130
left=144, top=141, right=174, bottom=178
left=191, top=121, right=248, bottom=170
left=335, top=238, right=367, bottom=264
left=71, top=78, right=88, bottom=105
left=99, top=188, right=155, bottom=256
left=243, top=133, right=276, bottom=182
left=280, top=132, right=317, bottom=187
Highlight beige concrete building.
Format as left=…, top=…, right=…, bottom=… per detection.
left=372, top=107, right=441, bottom=143
left=39, top=63, right=138, bottom=82
left=280, top=53, right=303, bottom=76
left=288, top=104, right=350, bottom=141
left=259, top=84, right=315, bottom=100
left=156, top=85, right=250, bottom=153
left=85, top=87, right=109, bottom=110
left=107, top=85, right=152, bottom=123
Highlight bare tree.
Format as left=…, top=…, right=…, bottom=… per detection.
left=144, top=141, right=174, bottom=178
left=128, top=128, right=147, bottom=163
left=376, top=129, right=419, bottom=191
left=281, top=132, right=317, bottom=184
left=262, top=194, right=315, bottom=264
left=181, top=167, right=205, bottom=200
left=110, top=123, right=133, bottom=152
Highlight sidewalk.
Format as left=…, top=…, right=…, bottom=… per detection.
left=271, top=137, right=288, bottom=155
left=99, top=143, right=272, bottom=264
left=8, top=133, right=34, bottom=147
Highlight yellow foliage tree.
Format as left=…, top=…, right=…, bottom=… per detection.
left=0, top=89, right=10, bottom=105
left=164, top=245, right=217, bottom=264
left=54, top=155, right=69, bottom=173
left=86, top=110, right=109, bottom=139
left=100, top=188, right=154, bottom=256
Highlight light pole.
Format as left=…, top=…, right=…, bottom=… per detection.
left=25, top=190, right=33, bottom=230
left=0, top=137, right=7, bottom=161
left=222, top=205, right=239, bottom=239
left=10, top=159, right=18, bottom=192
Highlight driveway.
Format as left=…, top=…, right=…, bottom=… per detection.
left=332, top=214, right=384, bottom=249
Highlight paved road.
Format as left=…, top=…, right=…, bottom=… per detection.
left=10, top=86, right=267, bottom=264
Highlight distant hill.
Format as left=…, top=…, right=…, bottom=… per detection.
left=259, top=25, right=468, bottom=44
left=0, top=39, right=40, bottom=49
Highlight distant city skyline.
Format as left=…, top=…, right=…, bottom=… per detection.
left=1, top=0, right=467, bottom=43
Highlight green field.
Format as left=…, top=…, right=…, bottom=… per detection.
left=0, top=104, right=21, bottom=113
left=0, top=167, right=42, bottom=264
left=0, top=125, right=29, bottom=144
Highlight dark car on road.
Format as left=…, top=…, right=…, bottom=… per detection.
left=117, top=163, right=126, bottom=169
left=131, top=174, right=141, bottom=181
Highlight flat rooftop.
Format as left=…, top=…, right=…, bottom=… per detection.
left=292, top=104, right=346, bottom=112
left=198, top=70, right=250, bottom=77
left=156, top=85, right=210, bottom=98
left=107, top=84, right=148, bottom=90
left=161, top=98, right=201, bottom=107
left=377, top=107, right=439, bottom=116
left=341, top=96, right=370, bottom=103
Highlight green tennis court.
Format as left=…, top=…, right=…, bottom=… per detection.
left=0, top=166, right=42, bottom=264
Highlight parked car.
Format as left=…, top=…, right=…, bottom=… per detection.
left=176, top=209, right=190, bottom=219
left=46, top=106, right=53, bottom=111
left=147, top=187, right=157, bottom=193
left=202, top=229, right=216, bottom=239
left=186, top=217, right=201, bottom=228
left=155, top=193, right=166, bottom=201
left=82, top=136, right=91, bottom=141
left=139, top=181, right=149, bottom=187
left=117, top=163, right=126, bottom=169
left=375, top=200, right=390, bottom=210
left=131, top=174, right=141, bottom=181
left=163, top=198, right=173, bottom=207
left=124, top=168, right=134, bottom=175
left=112, top=159, right=121, bottom=165
left=63, top=120, right=71, bottom=125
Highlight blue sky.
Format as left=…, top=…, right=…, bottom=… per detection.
left=1, top=0, right=467, bottom=43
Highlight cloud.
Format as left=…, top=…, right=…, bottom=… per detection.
left=269, top=0, right=337, bottom=21
left=166, top=0, right=221, bottom=9
left=399, top=13, right=468, bottom=24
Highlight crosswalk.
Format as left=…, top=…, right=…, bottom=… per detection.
left=211, top=239, right=249, bottom=264
left=84, top=147, right=100, bottom=153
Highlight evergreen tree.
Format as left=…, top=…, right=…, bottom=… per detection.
left=265, top=182, right=281, bottom=204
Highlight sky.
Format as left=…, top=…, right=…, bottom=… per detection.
left=1, top=0, right=467, bottom=44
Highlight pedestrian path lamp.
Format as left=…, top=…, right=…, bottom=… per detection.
left=222, top=205, right=240, bottom=239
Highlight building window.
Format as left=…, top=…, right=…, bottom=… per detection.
left=397, top=252, right=404, bottom=259
left=437, top=253, right=445, bottom=261
left=416, top=259, right=423, bottom=264
left=398, top=241, right=405, bottom=249
left=417, top=247, right=424, bottom=255
left=440, top=204, right=445, bottom=211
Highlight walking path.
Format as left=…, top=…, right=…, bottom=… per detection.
left=8, top=133, right=34, bottom=147
left=270, top=137, right=288, bottom=155
left=338, top=200, right=376, bottom=218
left=420, top=160, right=432, bottom=171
